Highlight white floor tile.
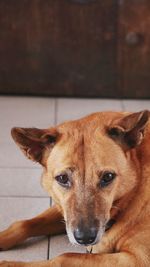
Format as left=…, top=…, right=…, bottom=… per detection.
left=56, top=98, right=123, bottom=123
left=0, top=143, right=40, bottom=168
left=0, top=96, right=55, bottom=143
left=0, top=168, right=48, bottom=197
left=122, top=100, right=150, bottom=111
left=49, top=235, right=86, bottom=259
left=0, top=197, right=49, bottom=261
left=0, top=237, right=48, bottom=262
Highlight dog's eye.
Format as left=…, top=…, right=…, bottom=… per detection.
left=55, top=174, right=71, bottom=188
left=100, top=172, right=116, bottom=188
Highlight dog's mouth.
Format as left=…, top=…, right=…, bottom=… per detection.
left=66, top=219, right=116, bottom=246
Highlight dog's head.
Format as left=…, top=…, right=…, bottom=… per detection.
left=11, top=110, right=149, bottom=246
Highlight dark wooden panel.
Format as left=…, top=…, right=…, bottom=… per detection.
left=118, top=0, right=150, bottom=98
left=0, top=0, right=118, bottom=97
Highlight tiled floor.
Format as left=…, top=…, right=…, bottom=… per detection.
left=0, top=96, right=150, bottom=262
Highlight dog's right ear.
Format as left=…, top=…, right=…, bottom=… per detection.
left=11, top=127, right=59, bottom=165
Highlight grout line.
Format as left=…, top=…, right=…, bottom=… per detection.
left=0, top=166, right=41, bottom=169
left=47, top=236, right=50, bottom=260
left=50, top=197, right=52, bottom=207
left=0, top=195, right=50, bottom=199
left=54, top=98, right=58, bottom=125
left=47, top=198, right=52, bottom=260
left=121, top=100, right=126, bottom=111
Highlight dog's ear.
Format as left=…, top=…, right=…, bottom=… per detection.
left=11, top=127, right=59, bottom=164
left=108, top=110, right=149, bottom=149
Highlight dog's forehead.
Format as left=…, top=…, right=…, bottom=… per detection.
left=57, top=111, right=125, bottom=135
left=52, top=112, right=125, bottom=160
left=56, top=112, right=122, bottom=148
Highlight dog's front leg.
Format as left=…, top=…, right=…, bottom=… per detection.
left=50, top=252, right=137, bottom=267
left=0, top=252, right=138, bottom=267
left=0, top=205, right=65, bottom=251
left=0, top=260, right=52, bottom=267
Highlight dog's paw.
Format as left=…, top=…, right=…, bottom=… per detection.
left=92, top=239, right=114, bottom=254
left=0, top=231, right=12, bottom=251
left=0, top=221, right=27, bottom=251
left=0, top=261, right=13, bottom=267
left=0, top=229, right=16, bottom=251
left=0, top=261, right=6, bottom=266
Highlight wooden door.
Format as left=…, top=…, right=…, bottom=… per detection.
left=0, top=0, right=119, bottom=97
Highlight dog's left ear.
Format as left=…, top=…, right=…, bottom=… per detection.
left=11, top=127, right=59, bottom=165
left=108, top=110, right=149, bottom=149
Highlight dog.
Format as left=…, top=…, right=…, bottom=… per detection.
left=0, top=110, right=150, bottom=267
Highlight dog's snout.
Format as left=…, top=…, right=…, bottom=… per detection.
left=73, top=227, right=97, bottom=245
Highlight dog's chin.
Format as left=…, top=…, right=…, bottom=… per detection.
left=66, top=227, right=105, bottom=247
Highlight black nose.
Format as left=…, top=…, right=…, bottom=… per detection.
left=74, top=227, right=97, bottom=245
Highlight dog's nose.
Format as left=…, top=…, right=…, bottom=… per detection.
left=74, top=227, right=97, bottom=245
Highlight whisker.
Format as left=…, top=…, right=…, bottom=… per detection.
left=60, top=219, right=66, bottom=225
left=112, top=205, right=120, bottom=210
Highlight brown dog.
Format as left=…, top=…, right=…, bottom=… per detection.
left=0, top=110, right=150, bottom=267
